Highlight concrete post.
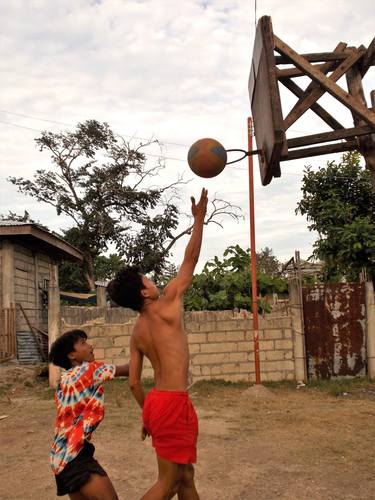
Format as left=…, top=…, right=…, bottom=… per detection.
left=48, top=263, right=60, bottom=388
left=289, top=281, right=307, bottom=382
left=365, top=281, right=375, bottom=379
left=2, top=240, right=15, bottom=309
left=96, top=285, right=107, bottom=307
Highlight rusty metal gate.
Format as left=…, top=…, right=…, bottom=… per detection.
left=303, top=283, right=366, bottom=379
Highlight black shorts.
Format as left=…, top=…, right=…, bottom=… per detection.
left=54, top=441, right=107, bottom=496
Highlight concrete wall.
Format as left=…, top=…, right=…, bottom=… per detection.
left=61, top=307, right=295, bottom=383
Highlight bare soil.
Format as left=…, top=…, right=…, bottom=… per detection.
left=1, top=364, right=375, bottom=499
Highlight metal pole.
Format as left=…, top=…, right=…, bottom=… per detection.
left=247, top=117, right=261, bottom=384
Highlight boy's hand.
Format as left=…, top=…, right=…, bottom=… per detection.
left=191, top=188, right=208, bottom=221
left=141, top=425, right=149, bottom=441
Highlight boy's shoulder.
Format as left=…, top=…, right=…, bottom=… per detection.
left=61, top=361, right=106, bottom=384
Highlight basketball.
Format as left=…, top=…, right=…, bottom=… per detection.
left=187, top=138, right=227, bottom=178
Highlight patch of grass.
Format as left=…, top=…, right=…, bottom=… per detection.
left=307, top=377, right=372, bottom=397
left=263, top=380, right=297, bottom=390
left=0, top=383, right=12, bottom=397
left=191, top=379, right=248, bottom=394
left=38, top=387, right=56, bottom=400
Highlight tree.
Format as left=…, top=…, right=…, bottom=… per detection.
left=255, top=246, right=281, bottom=276
left=59, top=254, right=126, bottom=292
left=296, top=152, right=375, bottom=282
left=183, top=245, right=287, bottom=311
left=9, top=120, right=241, bottom=290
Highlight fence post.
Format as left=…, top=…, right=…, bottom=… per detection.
left=289, top=281, right=307, bottom=382
left=365, top=281, right=375, bottom=379
left=48, top=263, right=60, bottom=387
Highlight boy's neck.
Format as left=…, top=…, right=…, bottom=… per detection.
left=70, top=360, right=84, bottom=368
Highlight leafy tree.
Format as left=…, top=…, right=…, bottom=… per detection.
left=183, top=245, right=287, bottom=311
left=296, top=152, right=375, bottom=282
left=254, top=246, right=281, bottom=276
left=59, top=254, right=125, bottom=292
left=8, top=120, right=241, bottom=290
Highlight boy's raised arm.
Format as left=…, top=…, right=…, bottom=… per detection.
left=164, top=188, right=208, bottom=299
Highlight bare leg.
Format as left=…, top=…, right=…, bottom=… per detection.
left=77, top=473, right=119, bottom=500
left=177, top=464, right=199, bottom=500
left=141, top=454, right=182, bottom=500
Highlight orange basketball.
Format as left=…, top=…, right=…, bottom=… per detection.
left=187, top=138, right=227, bottom=178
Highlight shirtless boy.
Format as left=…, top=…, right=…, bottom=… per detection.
left=107, top=188, right=208, bottom=499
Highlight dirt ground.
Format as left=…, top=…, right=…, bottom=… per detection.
left=2, top=365, right=375, bottom=500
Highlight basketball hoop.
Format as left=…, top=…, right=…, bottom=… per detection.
left=225, top=148, right=262, bottom=165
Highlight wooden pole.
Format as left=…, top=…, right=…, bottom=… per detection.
left=247, top=117, right=261, bottom=385
left=48, top=263, right=60, bottom=388
left=346, top=59, right=375, bottom=192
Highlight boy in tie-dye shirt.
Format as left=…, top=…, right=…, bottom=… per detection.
left=49, top=328, right=129, bottom=499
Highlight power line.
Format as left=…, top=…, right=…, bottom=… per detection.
left=0, top=109, right=188, bottom=148
left=0, top=119, right=41, bottom=133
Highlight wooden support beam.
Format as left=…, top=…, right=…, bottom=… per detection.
left=277, top=61, right=341, bottom=79
left=346, top=65, right=375, bottom=175
left=280, top=77, right=345, bottom=132
left=277, top=43, right=347, bottom=79
left=280, top=140, right=358, bottom=161
left=280, top=43, right=365, bottom=130
left=274, top=36, right=375, bottom=129
left=282, top=43, right=348, bottom=131
left=275, top=50, right=351, bottom=65
left=287, top=125, right=374, bottom=149
left=361, top=37, right=375, bottom=77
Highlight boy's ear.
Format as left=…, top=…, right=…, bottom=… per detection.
left=68, top=351, right=77, bottom=362
left=141, top=288, right=149, bottom=298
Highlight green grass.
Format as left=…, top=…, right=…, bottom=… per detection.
left=264, top=377, right=375, bottom=397
left=307, top=377, right=373, bottom=397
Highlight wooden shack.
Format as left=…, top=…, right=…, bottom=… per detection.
left=0, top=221, right=83, bottom=363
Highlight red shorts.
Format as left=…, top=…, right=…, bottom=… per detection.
left=142, top=388, right=198, bottom=464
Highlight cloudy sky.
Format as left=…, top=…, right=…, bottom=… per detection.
left=0, top=0, right=374, bottom=270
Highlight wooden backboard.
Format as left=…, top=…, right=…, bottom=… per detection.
left=249, top=16, right=287, bottom=185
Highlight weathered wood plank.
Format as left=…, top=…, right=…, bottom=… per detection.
left=280, top=77, right=345, bottom=131
left=360, top=37, right=375, bottom=77
left=275, top=50, right=351, bottom=65
left=280, top=140, right=358, bottom=161
left=274, top=36, right=375, bottom=128
left=282, top=43, right=347, bottom=131
left=346, top=66, right=375, bottom=175
left=282, top=46, right=364, bottom=130
left=277, top=62, right=340, bottom=79
left=287, top=125, right=374, bottom=149
left=249, top=16, right=286, bottom=185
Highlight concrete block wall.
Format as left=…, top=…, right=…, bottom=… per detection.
left=185, top=311, right=294, bottom=383
left=61, top=308, right=294, bottom=383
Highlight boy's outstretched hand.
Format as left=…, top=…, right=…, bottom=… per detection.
left=191, top=188, right=208, bottom=220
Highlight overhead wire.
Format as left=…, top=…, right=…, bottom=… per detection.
left=0, top=110, right=362, bottom=179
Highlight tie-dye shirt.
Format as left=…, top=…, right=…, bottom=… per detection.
left=50, top=361, right=116, bottom=475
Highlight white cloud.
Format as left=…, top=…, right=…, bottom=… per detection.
left=0, top=0, right=374, bottom=269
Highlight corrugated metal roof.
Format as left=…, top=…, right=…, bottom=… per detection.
left=0, top=220, right=33, bottom=226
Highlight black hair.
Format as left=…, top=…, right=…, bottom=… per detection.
left=49, top=329, right=87, bottom=370
left=107, top=266, right=145, bottom=311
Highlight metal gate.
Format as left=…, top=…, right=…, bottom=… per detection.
left=0, top=306, right=17, bottom=361
left=303, top=283, right=366, bottom=379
